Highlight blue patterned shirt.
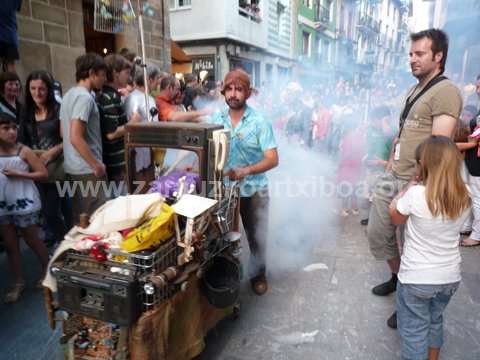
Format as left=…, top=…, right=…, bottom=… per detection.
left=211, top=105, right=277, bottom=197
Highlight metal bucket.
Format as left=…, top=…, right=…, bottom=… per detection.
left=202, top=256, right=240, bottom=308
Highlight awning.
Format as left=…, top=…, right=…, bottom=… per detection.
left=171, top=41, right=191, bottom=63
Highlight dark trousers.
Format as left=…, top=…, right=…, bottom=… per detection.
left=37, top=182, right=69, bottom=244
left=240, top=189, right=269, bottom=278
left=66, top=173, right=107, bottom=226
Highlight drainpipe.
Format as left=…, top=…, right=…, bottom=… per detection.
left=216, top=45, right=220, bottom=81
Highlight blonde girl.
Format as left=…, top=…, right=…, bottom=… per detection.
left=389, top=135, right=471, bottom=360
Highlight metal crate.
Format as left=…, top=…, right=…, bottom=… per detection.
left=66, top=236, right=182, bottom=312
left=106, top=237, right=180, bottom=274
left=109, top=237, right=182, bottom=311
left=215, top=185, right=240, bottom=232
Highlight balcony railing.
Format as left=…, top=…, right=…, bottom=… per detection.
left=357, top=15, right=380, bottom=33
left=394, top=39, right=405, bottom=54
left=315, top=4, right=330, bottom=24
left=238, top=1, right=262, bottom=23
left=397, top=21, right=409, bottom=34
left=377, top=34, right=386, bottom=47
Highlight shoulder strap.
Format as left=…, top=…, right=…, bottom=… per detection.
left=398, top=75, right=447, bottom=137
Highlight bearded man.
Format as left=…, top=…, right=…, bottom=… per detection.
left=211, top=69, right=279, bottom=295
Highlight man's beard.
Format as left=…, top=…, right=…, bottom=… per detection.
left=411, top=66, right=424, bottom=79
left=226, top=97, right=246, bottom=110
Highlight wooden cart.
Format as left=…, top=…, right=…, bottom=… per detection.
left=44, top=122, right=241, bottom=359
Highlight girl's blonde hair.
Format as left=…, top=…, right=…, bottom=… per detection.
left=417, top=135, right=470, bottom=219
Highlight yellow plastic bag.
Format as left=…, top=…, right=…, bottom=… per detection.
left=153, top=148, right=167, bottom=167
left=121, top=203, right=175, bottom=252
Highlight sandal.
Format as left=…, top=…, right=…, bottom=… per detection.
left=250, top=275, right=268, bottom=296
left=3, top=282, right=26, bottom=303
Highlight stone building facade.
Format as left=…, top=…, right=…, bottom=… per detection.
left=16, top=0, right=171, bottom=90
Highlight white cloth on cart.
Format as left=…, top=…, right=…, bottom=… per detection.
left=77, top=193, right=164, bottom=235
left=42, top=193, right=165, bottom=291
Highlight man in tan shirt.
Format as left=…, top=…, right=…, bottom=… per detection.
left=366, top=29, right=462, bottom=329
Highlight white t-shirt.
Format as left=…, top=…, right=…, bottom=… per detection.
left=397, top=185, right=470, bottom=285
left=124, top=89, right=159, bottom=172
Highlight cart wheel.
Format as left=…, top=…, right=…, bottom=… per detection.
left=232, top=304, right=240, bottom=320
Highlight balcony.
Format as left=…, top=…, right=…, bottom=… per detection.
left=393, top=39, right=406, bottom=54
left=228, top=1, right=266, bottom=48
left=336, top=28, right=355, bottom=43
left=170, top=0, right=267, bottom=50
left=238, top=0, right=262, bottom=23
left=377, top=34, right=386, bottom=48
left=315, top=5, right=330, bottom=25
left=357, top=15, right=380, bottom=34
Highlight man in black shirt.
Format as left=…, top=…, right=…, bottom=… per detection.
left=182, top=73, right=198, bottom=111
left=461, top=74, right=480, bottom=247
left=97, top=54, right=132, bottom=190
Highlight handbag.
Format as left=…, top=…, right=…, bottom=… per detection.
left=45, top=151, right=65, bottom=183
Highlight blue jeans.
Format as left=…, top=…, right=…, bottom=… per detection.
left=396, top=281, right=459, bottom=360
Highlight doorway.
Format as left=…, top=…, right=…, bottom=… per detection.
left=82, top=0, right=117, bottom=56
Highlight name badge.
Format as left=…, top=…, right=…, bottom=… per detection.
left=394, top=143, right=401, bottom=161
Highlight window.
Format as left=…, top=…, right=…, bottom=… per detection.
left=316, top=1, right=330, bottom=23
left=316, top=37, right=322, bottom=61
left=266, top=64, right=273, bottom=82
left=327, top=0, right=334, bottom=22
left=170, top=0, right=191, bottom=10
left=278, top=65, right=289, bottom=79
left=325, top=40, right=331, bottom=63
left=302, top=31, right=311, bottom=57
left=239, top=0, right=262, bottom=22
left=276, top=1, right=285, bottom=34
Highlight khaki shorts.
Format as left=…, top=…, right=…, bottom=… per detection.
left=367, top=172, right=408, bottom=261
left=359, top=168, right=384, bottom=200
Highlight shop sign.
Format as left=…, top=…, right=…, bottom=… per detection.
left=192, top=56, right=216, bottom=76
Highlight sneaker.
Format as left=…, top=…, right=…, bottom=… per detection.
left=372, top=276, right=397, bottom=296
left=360, top=219, right=369, bottom=226
left=351, top=209, right=359, bottom=216
left=340, top=209, right=349, bottom=217
left=250, top=275, right=268, bottom=296
left=387, top=311, right=397, bottom=329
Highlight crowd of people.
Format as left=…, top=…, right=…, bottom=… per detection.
left=265, top=30, right=480, bottom=360
left=0, top=26, right=479, bottom=360
left=0, top=46, right=277, bottom=302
